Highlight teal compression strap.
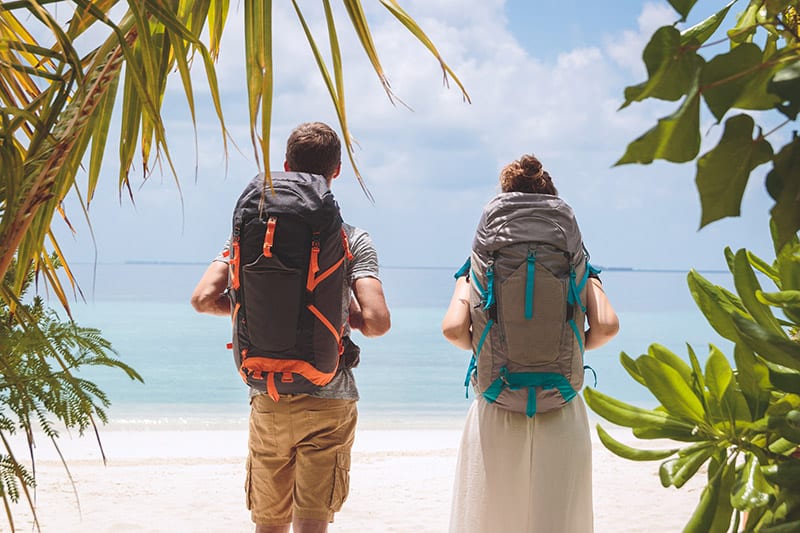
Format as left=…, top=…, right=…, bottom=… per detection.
left=472, top=269, right=486, bottom=296
left=464, top=355, right=477, bottom=398
left=525, top=251, right=536, bottom=319
left=569, top=319, right=585, bottom=355
left=568, top=268, right=587, bottom=313
left=484, top=263, right=496, bottom=310
left=482, top=368, right=578, bottom=417
left=454, top=258, right=470, bottom=279
left=584, top=365, right=598, bottom=387
left=476, top=318, right=494, bottom=357
left=464, top=318, right=494, bottom=398
left=527, top=387, right=537, bottom=418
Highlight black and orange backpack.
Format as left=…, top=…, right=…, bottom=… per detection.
left=227, top=171, right=352, bottom=401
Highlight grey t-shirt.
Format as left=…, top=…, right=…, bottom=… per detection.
left=215, top=223, right=380, bottom=401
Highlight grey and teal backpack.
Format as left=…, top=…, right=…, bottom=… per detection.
left=458, top=192, right=598, bottom=417
left=227, top=172, right=352, bottom=401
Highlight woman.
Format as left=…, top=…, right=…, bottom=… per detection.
left=442, top=154, right=619, bottom=533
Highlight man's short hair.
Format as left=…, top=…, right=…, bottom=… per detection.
left=285, top=122, right=341, bottom=178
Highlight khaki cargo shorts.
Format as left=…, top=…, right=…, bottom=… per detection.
left=246, top=394, right=357, bottom=526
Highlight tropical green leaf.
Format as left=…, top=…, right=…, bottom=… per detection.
left=763, top=0, right=792, bottom=18
left=583, top=387, right=698, bottom=433
left=620, top=351, right=647, bottom=387
left=748, top=249, right=781, bottom=284
left=648, top=343, right=694, bottom=385
left=768, top=60, right=800, bottom=120
left=244, top=0, right=273, bottom=174
left=617, top=90, right=701, bottom=165
left=700, top=43, right=763, bottom=121
left=595, top=424, right=679, bottom=461
left=696, top=114, right=773, bottom=228
left=637, top=356, right=707, bottom=423
left=682, top=459, right=725, bottom=532
left=728, top=1, right=760, bottom=43
left=735, top=344, right=773, bottom=420
left=733, top=314, right=800, bottom=370
left=758, top=290, right=800, bottom=306
left=87, top=69, right=121, bottom=205
left=342, top=0, right=393, bottom=99
left=705, top=345, right=751, bottom=424
left=766, top=361, right=800, bottom=394
left=766, top=136, right=800, bottom=251
left=680, top=1, right=734, bottom=45
left=659, top=444, right=715, bottom=488
left=688, top=270, right=748, bottom=343
left=668, top=0, right=699, bottom=21
left=775, top=237, right=800, bottom=291
left=207, top=0, right=229, bottom=60
left=767, top=437, right=800, bottom=455
left=759, top=287, right=800, bottom=325
left=622, top=26, right=703, bottom=107
left=708, top=459, right=737, bottom=533
left=631, top=424, right=706, bottom=442
left=732, top=454, right=775, bottom=511
left=761, top=459, right=800, bottom=489
left=733, top=248, right=784, bottom=334
left=687, top=344, right=707, bottom=402
left=760, top=520, right=800, bottom=533
left=732, top=59, right=783, bottom=111
left=379, top=0, right=470, bottom=103
left=768, top=409, right=800, bottom=443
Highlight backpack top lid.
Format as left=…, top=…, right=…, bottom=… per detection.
left=236, top=171, right=338, bottom=225
left=473, top=192, right=583, bottom=256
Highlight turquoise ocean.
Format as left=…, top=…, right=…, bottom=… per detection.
left=64, top=264, right=734, bottom=431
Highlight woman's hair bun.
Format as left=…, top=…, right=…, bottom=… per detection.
left=499, top=154, right=557, bottom=195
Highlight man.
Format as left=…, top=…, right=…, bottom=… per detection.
left=191, top=122, right=391, bottom=533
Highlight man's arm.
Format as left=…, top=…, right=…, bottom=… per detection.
left=584, top=278, right=619, bottom=350
left=350, top=277, right=390, bottom=337
left=190, top=261, right=231, bottom=316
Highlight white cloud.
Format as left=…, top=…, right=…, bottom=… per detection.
left=605, top=2, right=677, bottom=76
left=52, top=0, right=773, bottom=274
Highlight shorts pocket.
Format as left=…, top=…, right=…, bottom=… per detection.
left=245, top=456, right=253, bottom=511
left=329, top=451, right=351, bottom=512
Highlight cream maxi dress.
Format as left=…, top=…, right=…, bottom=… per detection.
left=448, top=395, right=593, bottom=533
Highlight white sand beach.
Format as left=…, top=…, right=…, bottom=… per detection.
left=8, top=422, right=704, bottom=533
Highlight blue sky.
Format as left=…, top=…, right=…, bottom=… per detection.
left=53, top=0, right=775, bottom=273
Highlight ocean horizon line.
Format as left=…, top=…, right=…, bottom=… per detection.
left=65, top=260, right=729, bottom=274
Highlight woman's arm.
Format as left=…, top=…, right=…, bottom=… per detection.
left=442, top=276, right=473, bottom=350
left=584, top=278, right=620, bottom=350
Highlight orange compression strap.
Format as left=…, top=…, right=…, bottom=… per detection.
left=307, top=257, right=345, bottom=291
left=230, top=237, right=241, bottom=289
left=341, top=228, right=353, bottom=261
left=263, top=216, right=277, bottom=257
left=266, top=372, right=280, bottom=402
left=241, top=357, right=338, bottom=387
left=307, top=304, right=342, bottom=344
left=307, top=236, right=321, bottom=290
